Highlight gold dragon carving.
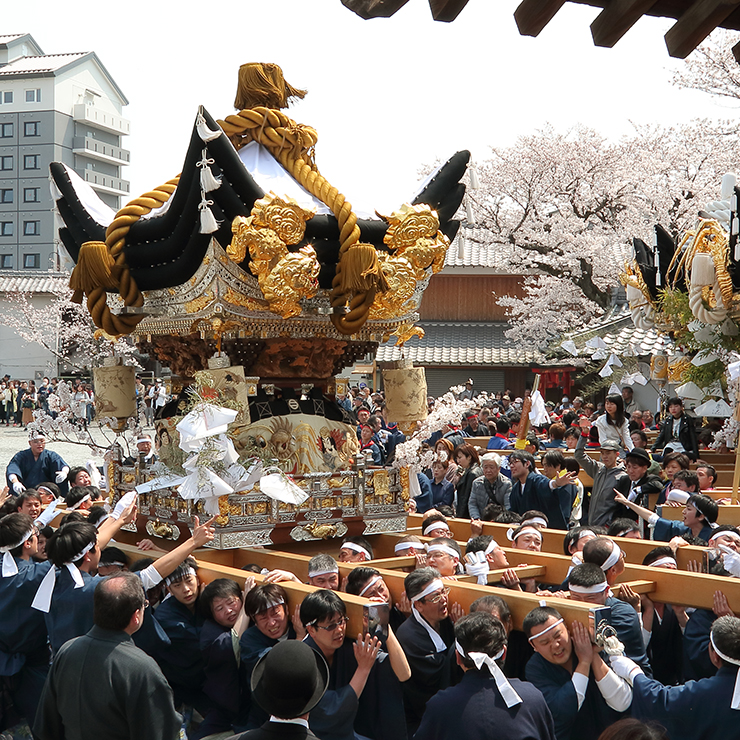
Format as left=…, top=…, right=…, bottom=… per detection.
left=228, top=193, right=319, bottom=318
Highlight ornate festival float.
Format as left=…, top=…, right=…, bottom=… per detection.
left=621, top=173, right=740, bottom=486
left=50, top=63, right=468, bottom=547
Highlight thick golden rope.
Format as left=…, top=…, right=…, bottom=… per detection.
left=218, top=107, right=375, bottom=334
left=78, top=178, right=179, bottom=336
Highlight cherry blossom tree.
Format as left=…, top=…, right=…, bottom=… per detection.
left=467, top=120, right=740, bottom=347
left=0, top=277, right=138, bottom=372
left=672, top=29, right=740, bottom=103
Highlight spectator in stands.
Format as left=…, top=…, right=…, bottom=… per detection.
left=652, top=397, right=699, bottom=461
left=427, top=459, right=455, bottom=509
left=695, top=460, right=717, bottom=491
left=488, top=418, right=513, bottom=450
left=543, top=423, right=568, bottom=449
left=469, top=453, right=512, bottom=520
left=453, top=444, right=482, bottom=520
left=564, top=428, right=580, bottom=450
left=594, top=394, right=634, bottom=452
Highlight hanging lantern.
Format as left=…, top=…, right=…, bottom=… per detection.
left=382, top=359, right=428, bottom=435
left=93, top=357, right=136, bottom=431
left=650, top=352, right=668, bottom=382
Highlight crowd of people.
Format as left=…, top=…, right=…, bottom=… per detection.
left=0, top=374, right=172, bottom=431
left=0, top=379, right=736, bottom=740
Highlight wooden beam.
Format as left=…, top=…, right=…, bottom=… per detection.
left=665, top=0, right=740, bottom=59
left=514, top=0, right=567, bottom=37
left=407, top=514, right=709, bottom=569
left=591, top=0, right=660, bottom=47
left=115, top=542, right=372, bottom=635
left=428, top=0, right=470, bottom=22
left=377, top=527, right=740, bottom=613
left=196, top=549, right=590, bottom=629
left=340, top=0, right=411, bottom=19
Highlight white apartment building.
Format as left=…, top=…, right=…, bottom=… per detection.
left=0, top=32, right=130, bottom=273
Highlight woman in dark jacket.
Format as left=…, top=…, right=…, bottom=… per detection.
left=453, top=443, right=482, bottom=519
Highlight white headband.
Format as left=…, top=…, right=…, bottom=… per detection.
left=341, top=542, right=371, bottom=560
left=423, top=522, right=449, bottom=536
left=522, top=517, right=548, bottom=528
left=484, top=539, right=500, bottom=555
left=394, top=541, right=420, bottom=554
left=528, top=617, right=564, bottom=643
left=427, top=544, right=460, bottom=560
left=410, top=578, right=445, bottom=603
left=508, top=526, right=542, bottom=543
left=667, top=490, right=690, bottom=505
left=69, top=494, right=91, bottom=511
left=165, top=566, right=197, bottom=587
left=136, top=437, right=152, bottom=444
left=710, top=531, right=740, bottom=545
left=649, top=556, right=677, bottom=568
left=32, top=540, right=95, bottom=613
left=256, top=599, right=286, bottom=614
left=0, top=529, right=34, bottom=577
left=359, top=575, right=383, bottom=597
left=455, top=640, right=522, bottom=708
left=569, top=581, right=608, bottom=594
left=308, top=567, right=339, bottom=579
left=578, top=530, right=597, bottom=541
left=710, top=632, right=740, bottom=709
left=601, top=541, right=622, bottom=571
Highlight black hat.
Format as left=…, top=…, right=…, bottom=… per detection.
left=251, top=640, right=329, bottom=719
left=625, top=447, right=650, bottom=465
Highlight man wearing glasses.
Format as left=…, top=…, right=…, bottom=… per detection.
left=301, top=589, right=409, bottom=740
left=396, top=567, right=461, bottom=736
left=34, top=573, right=181, bottom=740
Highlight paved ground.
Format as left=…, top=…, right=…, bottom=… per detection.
left=0, top=421, right=157, bottom=479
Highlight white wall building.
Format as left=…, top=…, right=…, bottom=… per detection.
left=0, top=32, right=130, bottom=273
left=0, top=34, right=129, bottom=378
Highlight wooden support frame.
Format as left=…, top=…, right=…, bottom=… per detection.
left=192, top=546, right=598, bottom=630
left=428, top=0, right=470, bottom=22
left=380, top=527, right=740, bottom=613
left=407, top=514, right=708, bottom=569
left=665, top=0, right=740, bottom=59
left=115, top=542, right=374, bottom=635
left=590, top=0, right=660, bottom=47
left=514, top=0, right=567, bottom=37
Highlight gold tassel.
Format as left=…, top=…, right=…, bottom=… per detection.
left=233, top=63, right=307, bottom=111
left=340, top=243, right=390, bottom=294
left=68, top=241, right=116, bottom=303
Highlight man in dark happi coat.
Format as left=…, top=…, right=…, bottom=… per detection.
left=611, top=615, right=740, bottom=740
left=523, top=607, right=632, bottom=740
left=396, top=568, right=460, bottom=737
left=415, top=612, right=556, bottom=740
left=34, top=574, right=182, bottom=740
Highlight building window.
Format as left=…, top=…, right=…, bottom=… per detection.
left=0, top=156, right=12, bottom=170
left=23, top=188, right=39, bottom=203
left=23, top=221, right=40, bottom=236
left=23, top=154, right=39, bottom=170
left=0, top=222, right=12, bottom=236
left=23, top=122, right=39, bottom=137
left=0, top=189, right=12, bottom=203
left=23, top=253, right=40, bottom=269
left=0, top=255, right=13, bottom=269
left=0, top=123, right=12, bottom=138
left=1, top=92, right=12, bottom=104
left=25, top=89, right=41, bottom=103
